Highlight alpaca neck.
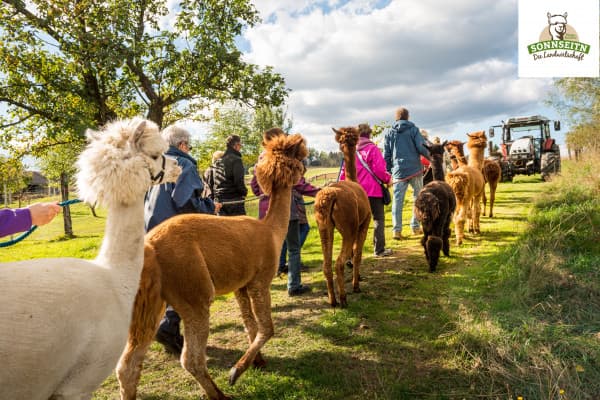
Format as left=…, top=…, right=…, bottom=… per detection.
left=431, top=156, right=445, bottom=181
left=468, top=147, right=484, bottom=169
left=95, top=198, right=145, bottom=282
left=453, top=150, right=468, bottom=167
left=344, top=150, right=358, bottom=182
left=263, top=185, right=293, bottom=240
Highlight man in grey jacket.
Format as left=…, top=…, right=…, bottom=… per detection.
left=383, top=107, right=431, bottom=240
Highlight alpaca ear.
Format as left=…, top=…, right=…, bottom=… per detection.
left=424, top=143, right=431, bottom=150
left=563, top=12, right=567, bottom=18
left=442, top=140, right=448, bottom=146
left=131, top=120, right=147, bottom=150
left=332, top=127, right=340, bottom=135
left=547, top=12, right=551, bottom=21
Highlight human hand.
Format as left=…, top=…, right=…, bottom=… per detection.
left=214, top=202, right=223, bottom=214
left=28, top=202, right=61, bottom=226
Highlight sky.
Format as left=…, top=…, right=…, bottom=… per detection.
left=231, top=0, right=567, bottom=153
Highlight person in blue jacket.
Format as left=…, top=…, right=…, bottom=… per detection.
left=144, top=124, right=217, bottom=355
left=383, top=107, right=430, bottom=240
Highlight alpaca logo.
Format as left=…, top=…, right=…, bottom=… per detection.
left=527, top=11, right=590, bottom=61
left=547, top=12, right=568, bottom=40
left=518, top=0, right=599, bottom=77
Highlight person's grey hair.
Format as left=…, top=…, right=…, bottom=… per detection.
left=162, top=125, right=191, bottom=147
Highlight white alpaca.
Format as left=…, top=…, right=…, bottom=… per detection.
left=547, top=12, right=568, bottom=40
left=0, top=118, right=180, bottom=399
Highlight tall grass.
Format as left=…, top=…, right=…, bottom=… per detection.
left=455, top=157, right=600, bottom=399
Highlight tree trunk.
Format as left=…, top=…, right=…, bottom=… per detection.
left=60, top=172, right=74, bottom=238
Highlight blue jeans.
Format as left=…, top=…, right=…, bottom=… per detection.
left=285, top=219, right=302, bottom=291
left=392, top=175, right=423, bottom=233
left=279, top=222, right=310, bottom=268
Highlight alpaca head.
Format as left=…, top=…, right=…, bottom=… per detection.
left=414, top=191, right=440, bottom=232
left=76, top=118, right=181, bottom=207
left=255, top=130, right=308, bottom=195
left=333, top=126, right=359, bottom=154
left=466, top=130, right=487, bottom=150
left=425, top=141, right=446, bottom=160
left=547, top=12, right=567, bottom=40
left=445, top=140, right=465, bottom=158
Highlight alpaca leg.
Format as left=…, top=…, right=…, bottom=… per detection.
left=230, top=286, right=274, bottom=385
left=181, top=313, right=230, bottom=400
left=351, top=224, right=369, bottom=294
left=336, top=239, right=354, bottom=308
left=234, top=287, right=266, bottom=368
left=489, top=182, right=497, bottom=218
left=117, top=254, right=166, bottom=400
left=421, top=233, right=429, bottom=262
left=426, top=236, right=443, bottom=272
left=442, top=215, right=452, bottom=257
left=482, top=186, right=488, bottom=216
left=454, top=205, right=465, bottom=245
left=319, top=226, right=338, bottom=307
left=473, top=195, right=482, bottom=234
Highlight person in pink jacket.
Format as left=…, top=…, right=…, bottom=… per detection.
left=340, top=123, right=393, bottom=257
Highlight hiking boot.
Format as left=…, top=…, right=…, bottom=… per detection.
left=375, top=248, right=393, bottom=257
left=288, top=284, right=312, bottom=297
left=155, top=329, right=184, bottom=356
left=393, top=231, right=404, bottom=240
left=412, top=227, right=423, bottom=235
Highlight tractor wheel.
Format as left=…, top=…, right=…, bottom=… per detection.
left=541, top=152, right=560, bottom=181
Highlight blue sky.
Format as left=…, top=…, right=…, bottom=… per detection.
left=237, top=0, right=568, bottom=154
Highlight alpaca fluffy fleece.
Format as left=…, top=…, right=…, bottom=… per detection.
left=0, top=118, right=180, bottom=400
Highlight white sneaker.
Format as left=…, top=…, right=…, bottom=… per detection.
left=375, top=248, right=393, bottom=257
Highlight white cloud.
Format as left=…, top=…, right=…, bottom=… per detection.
left=242, top=0, right=563, bottom=152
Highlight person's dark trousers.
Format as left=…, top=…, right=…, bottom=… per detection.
left=156, top=305, right=183, bottom=354
left=279, top=222, right=310, bottom=271
left=285, top=219, right=302, bottom=291
left=369, top=196, right=386, bottom=255
left=218, top=201, right=246, bottom=216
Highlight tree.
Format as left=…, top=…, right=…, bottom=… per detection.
left=550, top=79, right=600, bottom=159
left=0, top=155, right=27, bottom=206
left=37, top=138, right=84, bottom=237
left=194, top=104, right=292, bottom=171
left=0, top=0, right=289, bottom=158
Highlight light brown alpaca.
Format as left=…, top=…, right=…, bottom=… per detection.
left=314, top=127, right=371, bottom=308
left=465, top=131, right=502, bottom=218
left=445, top=138, right=485, bottom=245
left=116, top=130, right=308, bottom=400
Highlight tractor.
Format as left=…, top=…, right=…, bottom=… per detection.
left=488, top=115, right=561, bottom=182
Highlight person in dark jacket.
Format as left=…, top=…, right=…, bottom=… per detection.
left=383, top=107, right=430, bottom=240
left=144, top=124, right=216, bottom=356
left=213, top=134, right=248, bottom=216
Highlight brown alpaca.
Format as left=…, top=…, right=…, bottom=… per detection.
left=314, top=127, right=371, bottom=308
left=445, top=138, right=485, bottom=245
left=116, top=131, right=308, bottom=400
left=414, top=142, right=456, bottom=272
left=465, top=131, right=502, bottom=218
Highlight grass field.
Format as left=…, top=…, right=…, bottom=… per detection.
left=2, top=159, right=599, bottom=399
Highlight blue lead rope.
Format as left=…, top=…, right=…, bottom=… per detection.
left=0, top=199, right=83, bottom=248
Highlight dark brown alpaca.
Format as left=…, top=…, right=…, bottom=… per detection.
left=465, top=131, right=502, bottom=218
left=116, top=131, right=308, bottom=400
left=314, top=127, right=371, bottom=308
left=414, top=142, right=456, bottom=272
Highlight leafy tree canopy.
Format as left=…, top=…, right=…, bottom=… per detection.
left=0, top=0, right=289, bottom=160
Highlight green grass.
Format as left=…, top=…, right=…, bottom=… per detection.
left=2, top=162, right=599, bottom=399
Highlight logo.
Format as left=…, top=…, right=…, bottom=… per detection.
left=526, top=12, right=590, bottom=62
left=518, top=0, right=598, bottom=77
